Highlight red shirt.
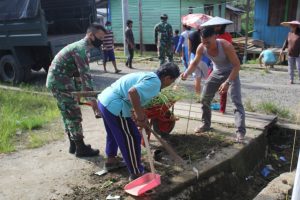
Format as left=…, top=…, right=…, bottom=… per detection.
left=217, top=32, right=232, bottom=44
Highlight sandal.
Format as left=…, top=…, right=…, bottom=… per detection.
left=115, top=69, right=122, bottom=74
left=234, top=133, right=248, bottom=144
left=104, top=160, right=126, bottom=172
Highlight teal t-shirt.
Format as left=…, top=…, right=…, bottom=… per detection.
left=261, top=50, right=276, bottom=63
left=98, top=72, right=161, bottom=117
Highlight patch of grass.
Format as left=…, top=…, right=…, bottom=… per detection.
left=240, top=65, right=256, bottom=71
left=259, top=68, right=271, bottom=76
left=247, top=59, right=259, bottom=64
left=0, top=89, right=60, bottom=153
left=27, top=130, right=63, bottom=148
left=256, top=102, right=290, bottom=118
left=244, top=99, right=256, bottom=112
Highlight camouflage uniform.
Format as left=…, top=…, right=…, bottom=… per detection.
left=46, top=37, right=95, bottom=141
left=154, top=20, right=173, bottom=65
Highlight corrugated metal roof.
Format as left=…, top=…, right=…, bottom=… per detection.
left=225, top=5, right=245, bottom=13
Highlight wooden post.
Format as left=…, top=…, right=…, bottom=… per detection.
left=121, top=0, right=129, bottom=56
left=138, top=0, right=143, bottom=55
left=243, top=0, right=250, bottom=64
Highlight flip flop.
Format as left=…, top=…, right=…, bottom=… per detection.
left=194, top=126, right=210, bottom=134
left=234, top=133, right=248, bottom=144
left=115, top=69, right=122, bottom=74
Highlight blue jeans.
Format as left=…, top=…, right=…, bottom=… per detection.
left=201, top=71, right=246, bottom=135
left=288, top=56, right=300, bottom=82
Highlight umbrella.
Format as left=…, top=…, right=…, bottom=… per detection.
left=200, top=16, right=233, bottom=27
left=181, top=13, right=212, bottom=29
left=280, top=20, right=300, bottom=27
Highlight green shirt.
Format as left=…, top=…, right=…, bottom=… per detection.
left=46, top=37, right=94, bottom=92
left=154, top=20, right=173, bottom=46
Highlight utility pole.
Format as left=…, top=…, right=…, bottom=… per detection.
left=121, top=0, right=129, bottom=56
left=138, top=0, right=143, bottom=55
left=243, top=0, right=250, bottom=64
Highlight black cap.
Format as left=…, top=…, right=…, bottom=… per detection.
left=160, top=14, right=168, bottom=20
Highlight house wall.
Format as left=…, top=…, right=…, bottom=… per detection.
left=110, top=0, right=224, bottom=45
left=225, top=12, right=241, bottom=33
left=253, top=0, right=289, bottom=47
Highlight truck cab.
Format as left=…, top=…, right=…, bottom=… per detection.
left=0, top=0, right=98, bottom=83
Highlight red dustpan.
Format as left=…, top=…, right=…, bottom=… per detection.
left=124, top=129, right=161, bottom=196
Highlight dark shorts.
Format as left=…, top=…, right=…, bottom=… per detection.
left=103, top=49, right=116, bottom=63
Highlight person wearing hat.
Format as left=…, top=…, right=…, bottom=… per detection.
left=200, top=17, right=234, bottom=114
left=182, top=27, right=246, bottom=143
left=280, top=21, right=300, bottom=84
left=102, top=21, right=121, bottom=73
left=154, top=14, right=173, bottom=65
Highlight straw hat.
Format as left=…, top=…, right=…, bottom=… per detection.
left=280, top=20, right=300, bottom=26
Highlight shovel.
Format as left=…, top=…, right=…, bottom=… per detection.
left=124, top=129, right=161, bottom=196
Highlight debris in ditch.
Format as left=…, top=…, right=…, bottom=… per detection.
left=106, top=194, right=121, bottom=200
left=265, top=164, right=275, bottom=171
left=279, top=156, right=287, bottom=162
left=272, top=153, right=279, bottom=160
left=261, top=166, right=271, bottom=177
left=245, top=176, right=254, bottom=181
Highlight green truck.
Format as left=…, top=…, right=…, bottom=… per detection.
left=0, top=0, right=99, bottom=83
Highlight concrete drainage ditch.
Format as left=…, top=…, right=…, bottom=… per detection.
left=141, top=123, right=299, bottom=200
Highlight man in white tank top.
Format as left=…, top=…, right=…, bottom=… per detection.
left=181, top=27, right=246, bottom=143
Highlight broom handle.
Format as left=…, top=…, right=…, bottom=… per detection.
left=142, top=129, right=155, bottom=174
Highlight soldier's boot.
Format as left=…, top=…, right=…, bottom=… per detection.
left=75, top=139, right=99, bottom=157
left=129, top=60, right=133, bottom=68
left=67, top=132, right=76, bottom=154
left=68, top=133, right=91, bottom=154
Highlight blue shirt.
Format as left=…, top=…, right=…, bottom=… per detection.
left=172, top=35, right=179, bottom=48
left=260, top=50, right=276, bottom=63
left=98, top=72, right=161, bottom=117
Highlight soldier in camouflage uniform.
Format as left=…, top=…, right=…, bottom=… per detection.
left=154, top=14, right=174, bottom=65
left=46, top=23, right=106, bottom=157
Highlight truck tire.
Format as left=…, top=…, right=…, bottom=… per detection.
left=23, top=66, right=32, bottom=82
left=0, top=55, right=24, bottom=84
